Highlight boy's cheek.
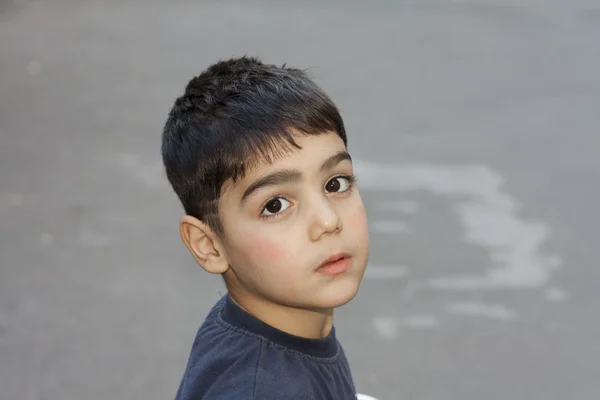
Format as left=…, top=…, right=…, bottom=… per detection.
left=345, top=205, right=368, bottom=232
left=345, top=206, right=370, bottom=251
left=246, top=235, right=292, bottom=264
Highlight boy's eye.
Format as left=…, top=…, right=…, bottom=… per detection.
left=262, top=197, right=292, bottom=216
left=325, top=176, right=352, bottom=193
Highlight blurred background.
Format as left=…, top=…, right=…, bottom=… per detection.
left=1, top=0, right=599, bottom=399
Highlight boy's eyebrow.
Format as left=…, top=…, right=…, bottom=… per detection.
left=240, top=150, right=352, bottom=204
left=241, top=170, right=302, bottom=203
left=321, top=151, right=352, bottom=172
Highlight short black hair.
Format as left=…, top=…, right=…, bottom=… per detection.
left=161, top=56, right=346, bottom=235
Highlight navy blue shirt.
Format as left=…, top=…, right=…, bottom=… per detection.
left=175, top=295, right=358, bottom=400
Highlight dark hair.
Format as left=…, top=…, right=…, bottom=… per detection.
left=161, top=56, right=346, bottom=235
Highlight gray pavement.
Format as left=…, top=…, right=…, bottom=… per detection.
left=1, top=1, right=599, bottom=399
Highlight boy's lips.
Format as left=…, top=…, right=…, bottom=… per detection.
left=316, top=252, right=352, bottom=275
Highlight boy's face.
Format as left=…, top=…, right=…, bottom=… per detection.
left=218, top=131, right=370, bottom=310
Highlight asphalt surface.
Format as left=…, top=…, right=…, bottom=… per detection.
left=1, top=1, right=599, bottom=399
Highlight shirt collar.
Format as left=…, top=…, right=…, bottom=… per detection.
left=220, top=294, right=339, bottom=358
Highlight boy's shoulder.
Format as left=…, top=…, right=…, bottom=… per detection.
left=175, top=297, right=309, bottom=400
left=175, top=296, right=262, bottom=399
left=175, top=296, right=357, bottom=400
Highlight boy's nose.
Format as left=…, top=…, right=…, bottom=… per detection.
left=308, top=197, right=343, bottom=242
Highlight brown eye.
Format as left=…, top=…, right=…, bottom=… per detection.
left=326, top=179, right=340, bottom=192
left=261, top=197, right=291, bottom=216
left=266, top=199, right=282, bottom=214
left=325, top=176, right=351, bottom=193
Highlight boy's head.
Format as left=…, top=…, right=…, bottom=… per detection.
left=162, top=57, right=369, bottom=310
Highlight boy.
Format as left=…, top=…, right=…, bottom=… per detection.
left=162, top=56, right=370, bottom=399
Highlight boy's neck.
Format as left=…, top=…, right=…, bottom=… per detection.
left=227, top=288, right=334, bottom=339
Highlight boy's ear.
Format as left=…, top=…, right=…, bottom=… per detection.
left=179, top=216, right=230, bottom=274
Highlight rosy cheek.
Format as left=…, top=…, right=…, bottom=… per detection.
left=246, top=235, right=290, bottom=264
left=347, top=207, right=368, bottom=231
left=346, top=207, right=370, bottom=248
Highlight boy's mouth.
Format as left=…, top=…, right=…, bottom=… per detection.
left=316, top=253, right=352, bottom=275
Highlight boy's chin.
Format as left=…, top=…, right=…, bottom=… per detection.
left=310, top=280, right=362, bottom=310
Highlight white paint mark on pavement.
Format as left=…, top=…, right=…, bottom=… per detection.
left=545, top=287, right=569, bottom=302
left=372, top=220, right=410, bottom=234
left=355, top=160, right=561, bottom=291
left=446, top=302, right=516, bottom=321
left=403, top=315, right=439, bottom=328
left=372, top=315, right=438, bottom=337
left=376, top=200, right=420, bottom=214
left=372, top=317, right=399, bottom=339
left=431, top=201, right=554, bottom=289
